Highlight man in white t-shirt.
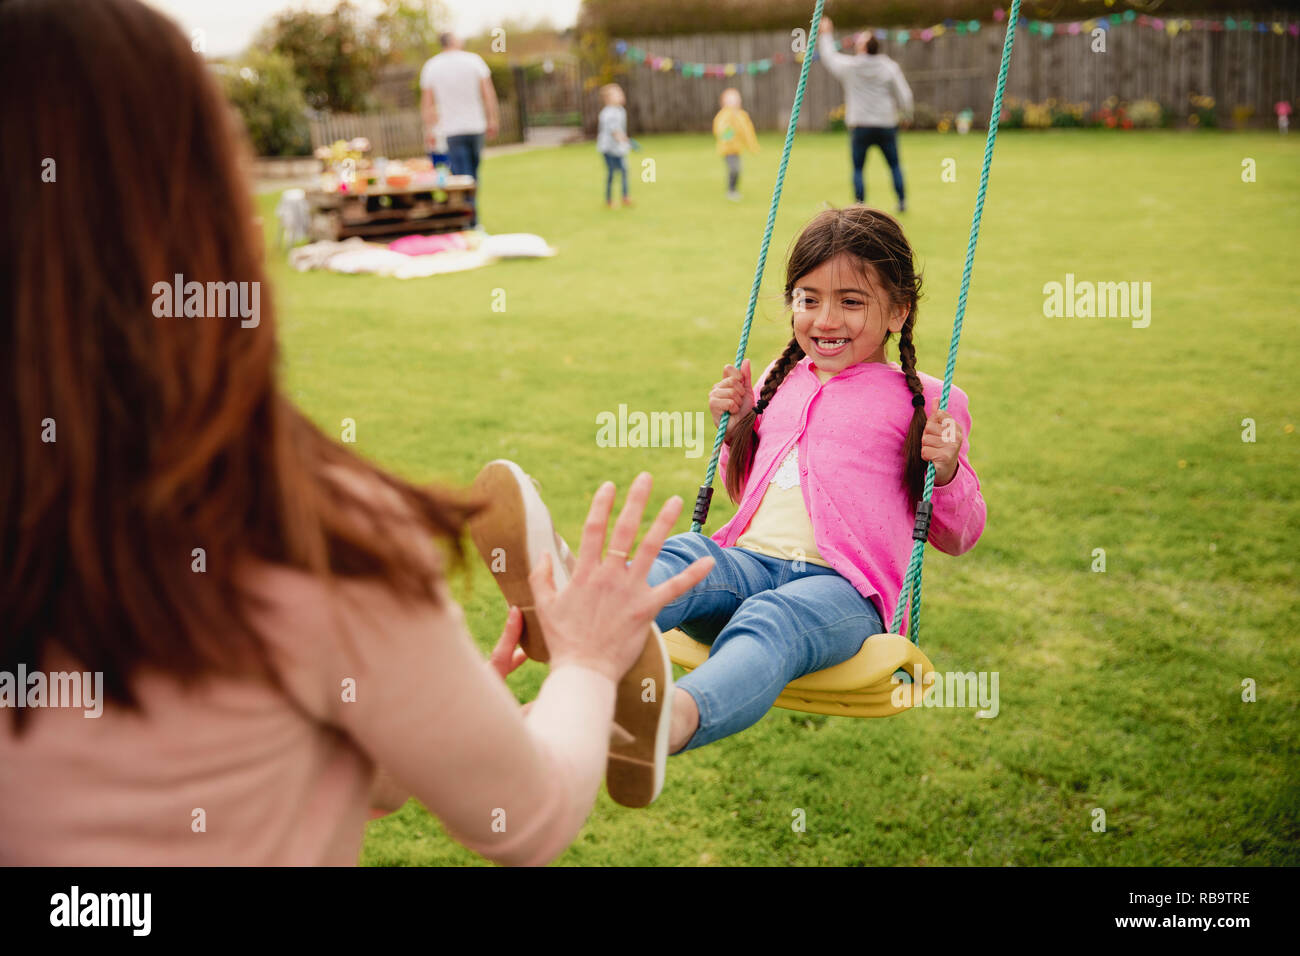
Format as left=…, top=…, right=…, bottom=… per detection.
left=420, top=33, right=499, bottom=227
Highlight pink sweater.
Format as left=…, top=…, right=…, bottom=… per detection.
left=0, top=563, right=616, bottom=867
left=715, top=357, right=986, bottom=632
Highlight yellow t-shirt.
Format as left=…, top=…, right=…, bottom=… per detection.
left=735, top=445, right=832, bottom=567
left=713, top=107, right=759, bottom=156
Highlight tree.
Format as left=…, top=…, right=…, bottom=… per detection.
left=256, top=0, right=448, bottom=113
left=219, top=49, right=311, bottom=156
left=374, top=0, right=449, bottom=66
left=256, top=1, right=379, bottom=112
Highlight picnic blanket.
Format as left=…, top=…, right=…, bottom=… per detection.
left=289, top=231, right=556, bottom=279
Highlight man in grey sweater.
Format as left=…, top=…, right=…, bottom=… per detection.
left=818, top=16, right=914, bottom=212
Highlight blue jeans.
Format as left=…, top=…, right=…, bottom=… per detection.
left=446, top=133, right=485, bottom=226
left=602, top=152, right=628, bottom=202
left=647, top=533, right=883, bottom=751
left=849, top=126, right=905, bottom=205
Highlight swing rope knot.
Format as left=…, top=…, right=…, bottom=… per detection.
left=691, top=485, right=714, bottom=528
left=911, top=501, right=933, bottom=543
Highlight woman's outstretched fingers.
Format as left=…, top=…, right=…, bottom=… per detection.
left=605, top=472, right=652, bottom=560
left=629, top=494, right=683, bottom=577
left=648, top=556, right=715, bottom=611
left=574, top=481, right=616, bottom=577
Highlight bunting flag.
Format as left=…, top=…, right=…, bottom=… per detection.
left=614, top=14, right=1299, bottom=77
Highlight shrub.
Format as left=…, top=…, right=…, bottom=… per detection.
left=1000, top=97, right=1026, bottom=129
left=1023, top=101, right=1051, bottom=128
left=1000, top=95, right=1184, bottom=132
left=1127, top=99, right=1163, bottom=128
left=912, top=102, right=939, bottom=130
left=483, top=57, right=518, bottom=106
left=1091, top=104, right=1129, bottom=129
left=256, top=0, right=447, bottom=113
left=220, top=49, right=312, bottom=156
left=577, top=27, right=626, bottom=93
left=1188, top=93, right=1217, bottom=128
left=257, top=2, right=382, bottom=112
left=1088, top=96, right=1126, bottom=129
left=1049, top=99, right=1089, bottom=127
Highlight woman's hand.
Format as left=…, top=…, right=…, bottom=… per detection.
left=529, top=474, right=714, bottom=684
left=708, top=358, right=754, bottom=440
left=820, top=15, right=833, bottom=34
left=921, top=404, right=964, bottom=486
left=488, top=606, right=528, bottom=682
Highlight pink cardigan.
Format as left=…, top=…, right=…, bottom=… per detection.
left=715, top=357, right=986, bottom=633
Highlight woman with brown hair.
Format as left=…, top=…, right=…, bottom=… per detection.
left=0, top=0, right=710, bottom=866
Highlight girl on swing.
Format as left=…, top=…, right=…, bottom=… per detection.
left=473, top=205, right=987, bottom=809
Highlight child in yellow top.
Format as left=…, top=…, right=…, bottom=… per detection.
left=712, top=88, right=759, bottom=201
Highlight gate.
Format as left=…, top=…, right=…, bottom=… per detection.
left=513, top=58, right=584, bottom=132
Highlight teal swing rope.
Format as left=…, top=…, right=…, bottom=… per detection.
left=690, top=0, right=1022, bottom=646
left=892, top=0, right=1020, bottom=643
left=690, top=0, right=827, bottom=534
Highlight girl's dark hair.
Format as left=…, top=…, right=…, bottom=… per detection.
left=0, top=0, right=483, bottom=732
left=866, top=36, right=881, bottom=55
left=724, top=206, right=926, bottom=505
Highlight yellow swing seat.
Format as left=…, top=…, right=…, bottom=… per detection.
left=662, top=628, right=934, bottom=719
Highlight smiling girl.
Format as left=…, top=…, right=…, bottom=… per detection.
left=473, top=206, right=986, bottom=807
left=644, top=204, right=987, bottom=757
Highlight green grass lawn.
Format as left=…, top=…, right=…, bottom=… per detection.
left=258, top=129, right=1299, bottom=866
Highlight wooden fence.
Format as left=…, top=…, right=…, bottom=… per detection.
left=584, top=14, right=1299, bottom=133
left=520, top=59, right=585, bottom=126
left=309, top=100, right=523, bottom=159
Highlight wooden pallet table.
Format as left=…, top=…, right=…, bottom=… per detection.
left=307, top=175, right=476, bottom=241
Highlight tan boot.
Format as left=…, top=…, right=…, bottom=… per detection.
left=468, top=460, right=672, bottom=807
left=606, top=623, right=674, bottom=808
left=468, top=460, right=572, bottom=662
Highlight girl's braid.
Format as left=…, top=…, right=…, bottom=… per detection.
left=895, top=312, right=928, bottom=505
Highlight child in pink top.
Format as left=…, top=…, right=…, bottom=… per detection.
left=648, top=206, right=986, bottom=752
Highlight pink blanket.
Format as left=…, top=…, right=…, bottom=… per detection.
left=388, top=232, right=472, bottom=256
